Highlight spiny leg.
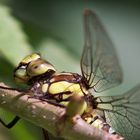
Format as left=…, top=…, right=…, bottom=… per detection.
left=0, top=116, right=20, bottom=129
left=42, top=128, right=50, bottom=140
left=1, top=116, right=50, bottom=140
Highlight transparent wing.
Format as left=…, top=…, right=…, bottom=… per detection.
left=81, top=9, right=122, bottom=92
left=96, top=84, right=140, bottom=140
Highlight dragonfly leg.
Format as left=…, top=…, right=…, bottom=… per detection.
left=42, top=128, right=50, bottom=140
left=0, top=116, right=20, bottom=129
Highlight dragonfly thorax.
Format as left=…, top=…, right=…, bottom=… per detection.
left=30, top=72, right=90, bottom=106
left=14, top=53, right=100, bottom=128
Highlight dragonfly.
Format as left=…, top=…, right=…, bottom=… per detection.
left=0, top=9, right=140, bottom=140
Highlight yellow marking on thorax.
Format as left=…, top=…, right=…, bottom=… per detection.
left=42, top=83, right=49, bottom=93
left=49, top=81, right=84, bottom=99
left=49, top=81, right=83, bottom=94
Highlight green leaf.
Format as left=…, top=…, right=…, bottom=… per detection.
left=0, top=5, right=32, bottom=66
left=37, top=38, right=80, bottom=73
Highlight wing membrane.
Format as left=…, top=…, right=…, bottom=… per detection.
left=81, top=9, right=122, bottom=92
left=96, top=84, right=140, bottom=140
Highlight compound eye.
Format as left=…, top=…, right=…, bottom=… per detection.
left=14, top=68, right=29, bottom=83
left=21, top=53, right=41, bottom=64
left=27, top=59, right=55, bottom=77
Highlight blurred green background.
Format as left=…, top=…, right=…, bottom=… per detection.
left=0, top=0, right=140, bottom=140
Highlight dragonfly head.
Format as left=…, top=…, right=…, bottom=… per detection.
left=14, top=53, right=56, bottom=84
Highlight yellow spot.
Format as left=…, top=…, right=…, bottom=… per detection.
left=60, top=102, right=69, bottom=106
left=49, top=81, right=72, bottom=94
left=15, top=68, right=26, bottom=78
left=49, top=81, right=84, bottom=97
left=42, top=83, right=49, bottom=93
left=14, top=69, right=29, bottom=83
